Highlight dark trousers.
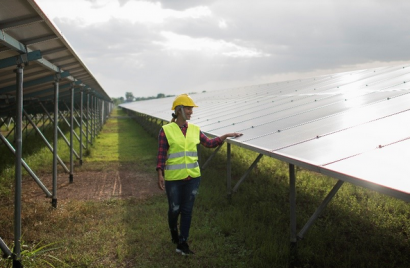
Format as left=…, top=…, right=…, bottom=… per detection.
left=165, top=177, right=201, bottom=243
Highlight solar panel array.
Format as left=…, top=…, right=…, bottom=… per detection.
left=120, top=64, right=410, bottom=202
left=0, top=0, right=111, bottom=117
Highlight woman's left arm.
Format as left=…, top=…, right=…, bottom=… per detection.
left=219, top=132, right=243, bottom=141
left=200, top=131, right=243, bottom=148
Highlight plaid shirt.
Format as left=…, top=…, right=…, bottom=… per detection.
left=156, top=122, right=223, bottom=172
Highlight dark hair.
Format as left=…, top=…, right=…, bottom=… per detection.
left=171, top=112, right=178, bottom=122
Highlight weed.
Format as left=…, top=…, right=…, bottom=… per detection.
left=1, top=240, right=66, bottom=268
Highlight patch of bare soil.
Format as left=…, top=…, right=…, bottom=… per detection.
left=22, top=164, right=163, bottom=202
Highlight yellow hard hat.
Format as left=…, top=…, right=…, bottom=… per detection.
left=171, top=94, right=198, bottom=110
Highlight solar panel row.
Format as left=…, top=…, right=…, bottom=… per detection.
left=121, top=64, right=410, bottom=202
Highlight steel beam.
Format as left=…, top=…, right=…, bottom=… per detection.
left=0, top=30, right=27, bottom=53
left=0, top=50, right=42, bottom=69
left=0, top=71, right=71, bottom=94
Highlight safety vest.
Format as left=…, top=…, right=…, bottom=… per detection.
left=163, top=122, right=201, bottom=181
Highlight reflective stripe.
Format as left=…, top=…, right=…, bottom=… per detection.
left=168, top=151, right=198, bottom=159
left=165, top=162, right=199, bottom=170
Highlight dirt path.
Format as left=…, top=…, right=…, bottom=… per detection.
left=22, top=165, right=163, bottom=202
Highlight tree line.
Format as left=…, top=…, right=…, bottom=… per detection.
left=111, top=92, right=174, bottom=106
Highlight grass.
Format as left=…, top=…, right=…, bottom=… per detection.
left=0, top=108, right=410, bottom=267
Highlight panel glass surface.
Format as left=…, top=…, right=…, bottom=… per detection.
left=324, top=138, right=410, bottom=195
left=119, top=64, right=410, bottom=200
left=277, top=109, right=410, bottom=165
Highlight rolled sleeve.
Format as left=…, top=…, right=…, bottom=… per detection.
left=156, top=128, right=169, bottom=171
left=200, top=131, right=223, bottom=148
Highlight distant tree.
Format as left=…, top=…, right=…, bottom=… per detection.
left=125, top=92, right=134, bottom=102
left=132, top=94, right=175, bottom=102
left=111, top=97, right=125, bottom=106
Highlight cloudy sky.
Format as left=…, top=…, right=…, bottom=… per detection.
left=35, top=0, right=410, bottom=99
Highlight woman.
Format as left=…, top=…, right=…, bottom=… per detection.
left=156, top=93, right=242, bottom=255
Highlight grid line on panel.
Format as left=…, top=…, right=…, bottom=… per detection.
left=231, top=89, right=410, bottom=143
left=321, top=136, right=410, bottom=167
left=199, top=67, right=410, bottom=133
left=271, top=105, right=410, bottom=152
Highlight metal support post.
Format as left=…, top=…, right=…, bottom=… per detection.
left=91, top=96, right=94, bottom=143
left=98, top=99, right=101, bottom=130
left=69, top=86, right=74, bottom=183
left=71, top=106, right=87, bottom=149
left=90, top=96, right=93, bottom=141
left=94, top=96, right=97, bottom=137
left=52, top=78, right=59, bottom=208
left=63, top=102, right=86, bottom=149
left=289, top=163, right=298, bottom=266
left=94, top=97, right=98, bottom=133
left=86, top=92, right=90, bottom=148
left=13, top=64, right=23, bottom=267
left=227, top=143, right=232, bottom=199
left=58, top=110, right=81, bottom=145
left=79, top=91, right=83, bottom=165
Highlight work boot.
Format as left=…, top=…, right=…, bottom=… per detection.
left=171, top=229, right=179, bottom=244
left=176, top=242, right=195, bottom=255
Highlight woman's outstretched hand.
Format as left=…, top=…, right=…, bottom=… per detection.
left=221, top=132, right=243, bottom=141
left=230, top=132, right=243, bottom=138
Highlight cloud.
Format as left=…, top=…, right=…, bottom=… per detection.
left=154, top=31, right=270, bottom=58
left=35, top=0, right=410, bottom=99
left=40, top=0, right=214, bottom=26
left=144, top=0, right=218, bottom=10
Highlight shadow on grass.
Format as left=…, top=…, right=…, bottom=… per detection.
left=118, top=114, right=410, bottom=268
left=11, top=108, right=406, bottom=268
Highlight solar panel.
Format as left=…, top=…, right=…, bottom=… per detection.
left=121, top=64, right=410, bottom=202
left=0, top=0, right=110, bottom=117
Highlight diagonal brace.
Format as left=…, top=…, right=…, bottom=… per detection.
left=233, top=153, right=263, bottom=193
left=0, top=236, right=12, bottom=258
left=58, top=110, right=82, bottom=144
left=40, top=106, right=80, bottom=159
left=23, top=110, right=69, bottom=173
left=297, top=179, right=344, bottom=240
left=200, top=144, right=223, bottom=170
left=0, top=130, right=52, bottom=197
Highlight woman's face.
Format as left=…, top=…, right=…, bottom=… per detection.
left=182, top=106, right=193, bottom=120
